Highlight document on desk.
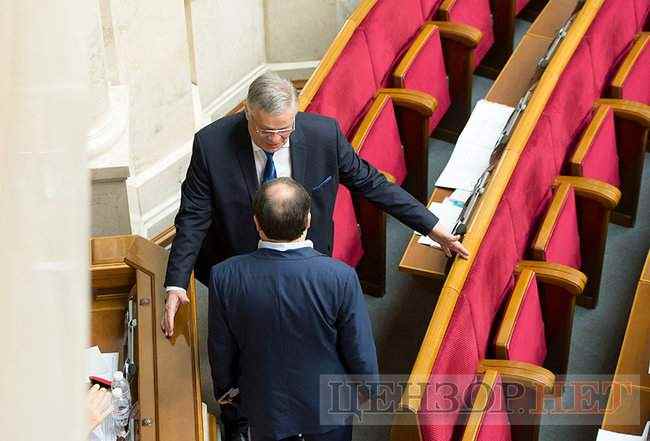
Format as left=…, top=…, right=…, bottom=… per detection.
left=596, top=422, right=649, bottom=441
left=86, top=346, right=119, bottom=383
left=435, top=99, right=515, bottom=191
left=418, top=199, right=463, bottom=248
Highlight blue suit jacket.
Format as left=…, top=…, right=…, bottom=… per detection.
left=208, top=246, right=378, bottom=439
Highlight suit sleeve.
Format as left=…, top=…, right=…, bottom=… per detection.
left=208, top=268, right=240, bottom=396
left=165, top=134, right=213, bottom=289
left=335, top=120, right=438, bottom=236
left=337, top=271, right=378, bottom=380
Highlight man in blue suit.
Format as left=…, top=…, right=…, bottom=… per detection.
left=208, top=177, right=378, bottom=441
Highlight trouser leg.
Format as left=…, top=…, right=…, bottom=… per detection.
left=220, top=403, right=249, bottom=441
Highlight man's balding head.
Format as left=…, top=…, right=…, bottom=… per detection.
left=253, top=178, right=311, bottom=241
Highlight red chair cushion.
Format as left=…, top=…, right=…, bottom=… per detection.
left=419, top=296, right=480, bottom=441
left=307, top=31, right=377, bottom=136
left=584, top=0, right=637, bottom=93
left=503, top=114, right=556, bottom=255
left=358, top=0, right=424, bottom=86
left=545, top=41, right=597, bottom=168
left=544, top=188, right=582, bottom=270
left=397, top=26, right=451, bottom=132
left=421, top=0, right=444, bottom=19
left=634, top=0, right=649, bottom=30
left=332, top=186, right=364, bottom=267
left=448, top=0, right=495, bottom=66
left=506, top=274, right=548, bottom=365
left=460, top=200, right=519, bottom=358
left=618, top=39, right=650, bottom=105
left=474, top=375, right=512, bottom=441
left=579, top=108, right=621, bottom=188
left=357, top=99, right=408, bottom=185
left=515, top=0, right=530, bottom=15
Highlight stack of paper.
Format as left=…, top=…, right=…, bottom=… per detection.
left=596, top=422, right=650, bottom=441
left=86, top=345, right=119, bottom=384
left=435, top=100, right=515, bottom=191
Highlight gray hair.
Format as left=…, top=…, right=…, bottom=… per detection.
left=246, top=72, right=298, bottom=115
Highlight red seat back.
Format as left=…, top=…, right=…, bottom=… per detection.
left=396, top=26, right=451, bottom=131
left=358, top=0, right=424, bottom=87
left=447, top=0, right=495, bottom=65
left=332, top=186, right=364, bottom=266
left=421, top=0, right=444, bottom=19
left=618, top=39, right=650, bottom=105
left=356, top=99, right=408, bottom=185
left=579, top=108, right=621, bottom=187
left=505, top=274, right=547, bottom=366
left=307, top=31, right=377, bottom=136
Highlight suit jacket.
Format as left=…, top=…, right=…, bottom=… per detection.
left=165, top=111, right=438, bottom=288
left=208, top=246, right=378, bottom=439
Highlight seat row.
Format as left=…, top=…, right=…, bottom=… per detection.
left=299, top=0, right=541, bottom=296
left=392, top=1, right=649, bottom=440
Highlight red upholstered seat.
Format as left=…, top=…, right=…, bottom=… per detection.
left=503, top=274, right=547, bottom=366
left=515, top=0, right=530, bottom=15
left=503, top=115, right=557, bottom=255
left=356, top=98, right=408, bottom=185
left=307, top=31, right=377, bottom=136
left=539, top=188, right=582, bottom=270
left=633, top=0, right=649, bottom=30
left=394, top=25, right=451, bottom=132
left=460, top=200, right=520, bottom=357
left=331, top=186, right=363, bottom=267
left=447, top=0, right=495, bottom=66
left=545, top=42, right=597, bottom=169
left=615, top=35, right=650, bottom=105
left=419, top=296, right=480, bottom=441
left=358, top=0, right=424, bottom=86
left=421, top=0, right=444, bottom=19
left=584, top=0, right=637, bottom=93
left=472, top=375, right=512, bottom=441
left=574, top=108, right=621, bottom=188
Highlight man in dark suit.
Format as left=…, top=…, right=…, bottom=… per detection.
left=208, top=178, right=378, bottom=441
left=162, top=72, right=468, bottom=336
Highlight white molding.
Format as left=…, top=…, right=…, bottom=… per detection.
left=267, top=60, right=320, bottom=80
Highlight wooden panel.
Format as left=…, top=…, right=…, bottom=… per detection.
left=602, top=383, right=650, bottom=435
left=527, top=0, right=580, bottom=38
left=398, top=188, right=453, bottom=278
left=90, top=296, right=129, bottom=356
left=90, top=235, right=136, bottom=265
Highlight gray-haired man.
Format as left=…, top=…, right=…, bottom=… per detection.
left=161, top=72, right=468, bottom=440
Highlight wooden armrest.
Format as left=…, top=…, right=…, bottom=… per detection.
left=477, top=359, right=555, bottom=392
left=554, top=176, right=622, bottom=210
left=570, top=105, right=610, bottom=169
left=610, top=33, right=650, bottom=97
left=438, top=0, right=459, bottom=20
left=381, top=170, right=397, bottom=184
left=461, top=369, right=501, bottom=441
left=394, top=23, right=440, bottom=87
left=516, top=261, right=587, bottom=296
left=378, top=88, right=438, bottom=117
left=351, top=94, right=391, bottom=152
left=429, top=20, right=483, bottom=48
left=595, top=99, right=650, bottom=127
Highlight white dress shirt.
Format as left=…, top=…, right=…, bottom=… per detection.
left=166, top=139, right=294, bottom=295
left=258, top=239, right=313, bottom=251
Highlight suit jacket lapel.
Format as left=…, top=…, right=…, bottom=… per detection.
left=290, top=116, right=308, bottom=186
left=234, top=118, right=259, bottom=201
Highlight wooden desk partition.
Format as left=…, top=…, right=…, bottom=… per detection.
left=601, top=250, right=650, bottom=436
left=90, top=235, right=203, bottom=441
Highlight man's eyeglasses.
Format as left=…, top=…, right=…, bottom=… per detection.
left=246, top=111, right=295, bottom=140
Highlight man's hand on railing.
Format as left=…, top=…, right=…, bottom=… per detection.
left=161, top=289, right=190, bottom=338
left=428, top=225, right=470, bottom=259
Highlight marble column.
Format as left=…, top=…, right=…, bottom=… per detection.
left=0, top=1, right=92, bottom=440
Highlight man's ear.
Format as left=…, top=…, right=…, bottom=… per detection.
left=253, top=215, right=261, bottom=233
left=306, top=211, right=312, bottom=229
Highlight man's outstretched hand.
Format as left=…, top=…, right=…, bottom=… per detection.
left=428, top=225, right=470, bottom=259
left=161, top=289, right=190, bottom=338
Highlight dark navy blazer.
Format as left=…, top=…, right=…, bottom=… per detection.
left=165, top=111, right=438, bottom=288
left=208, top=246, right=378, bottom=439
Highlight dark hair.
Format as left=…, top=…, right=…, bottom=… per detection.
left=253, top=178, right=311, bottom=241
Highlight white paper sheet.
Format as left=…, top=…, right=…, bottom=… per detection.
left=449, top=189, right=472, bottom=204
left=596, top=429, right=642, bottom=441
left=435, top=99, right=515, bottom=190
left=86, top=346, right=119, bottom=382
left=418, top=199, right=463, bottom=248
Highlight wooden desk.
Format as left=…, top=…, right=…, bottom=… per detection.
left=601, top=250, right=650, bottom=436
left=398, top=188, right=452, bottom=278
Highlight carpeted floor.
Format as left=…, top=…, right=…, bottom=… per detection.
left=193, top=18, right=649, bottom=441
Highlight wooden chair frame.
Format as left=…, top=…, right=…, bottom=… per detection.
left=570, top=99, right=650, bottom=227
left=494, top=261, right=586, bottom=378
left=609, top=32, right=650, bottom=101
left=391, top=359, right=554, bottom=441
left=531, top=176, right=621, bottom=309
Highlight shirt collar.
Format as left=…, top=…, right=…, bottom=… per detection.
left=258, top=239, right=313, bottom=252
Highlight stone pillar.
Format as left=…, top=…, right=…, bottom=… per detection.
left=0, top=1, right=91, bottom=440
